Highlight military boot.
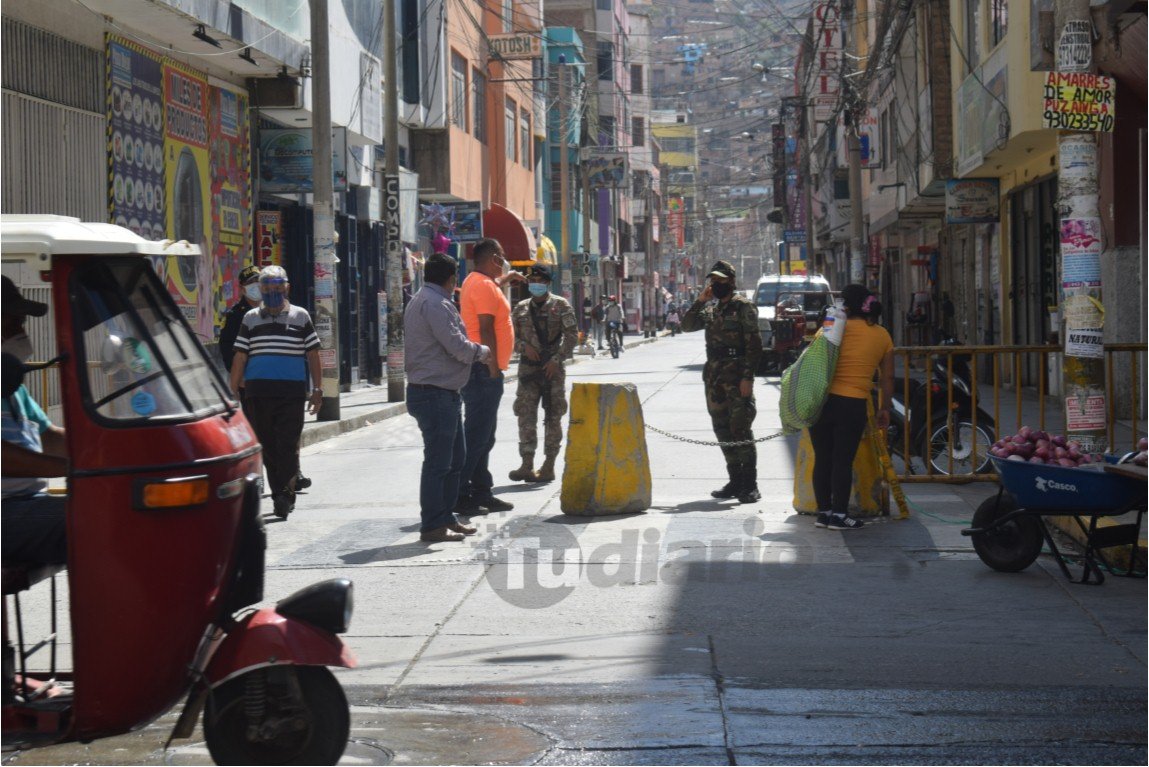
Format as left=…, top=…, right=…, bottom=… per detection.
left=508, top=454, right=535, bottom=482
left=710, top=464, right=742, bottom=499
left=532, top=454, right=558, bottom=482
left=737, top=462, right=761, bottom=504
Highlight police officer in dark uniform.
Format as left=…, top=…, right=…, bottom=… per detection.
left=680, top=260, right=763, bottom=503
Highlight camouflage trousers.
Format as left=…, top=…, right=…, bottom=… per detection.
left=705, top=379, right=757, bottom=468
left=513, top=364, right=568, bottom=457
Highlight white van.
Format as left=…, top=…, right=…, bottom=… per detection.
left=754, top=273, right=833, bottom=348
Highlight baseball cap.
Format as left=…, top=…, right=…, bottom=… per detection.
left=239, top=265, right=262, bottom=284
left=1, top=276, right=48, bottom=317
left=529, top=264, right=553, bottom=281
left=707, top=260, right=736, bottom=280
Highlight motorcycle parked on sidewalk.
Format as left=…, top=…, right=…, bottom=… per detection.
left=1, top=218, right=355, bottom=765
left=886, top=337, right=997, bottom=476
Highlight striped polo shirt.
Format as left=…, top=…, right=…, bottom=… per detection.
left=234, top=303, right=319, bottom=398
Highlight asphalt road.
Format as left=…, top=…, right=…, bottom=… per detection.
left=9, top=335, right=1147, bottom=765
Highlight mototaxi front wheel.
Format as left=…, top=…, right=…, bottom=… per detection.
left=970, top=494, right=1043, bottom=573
left=203, top=665, right=349, bottom=765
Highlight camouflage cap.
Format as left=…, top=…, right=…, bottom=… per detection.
left=529, top=263, right=553, bottom=281
left=707, top=260, right=736, bottom=279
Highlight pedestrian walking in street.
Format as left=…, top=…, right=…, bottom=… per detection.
left=404, top=252, right=491, bottom=542
left=457, top=238, right=525, bottom=515
left=591, top=296, right=606, bottom=349
left=508, top=265, right=579, bottom=483
left=680, top=260, right=764, bottom=503
left=1, top=277, right=68, bottom=566
left=666, top=307, right=681, bottom=336
left=809, top=284, right=894, bottom=530
left=229, top=266, right=322, bottom=519
left=220, top=267, right=313, bottom=493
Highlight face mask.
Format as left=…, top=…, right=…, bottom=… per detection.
left=2, top=332, right=34, bottom=363
left=262, top=290, right=286, bottom=309
left=711, top=282, right=733, bottom=300
left=528, top=283, right=548, bottom=297
left=244, top=284, right=263, bottom=302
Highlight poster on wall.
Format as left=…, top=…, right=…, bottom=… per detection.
left=256, top=211, right=283, bottom=267
left=107, top=37, right=165, bottom=242
left=1059, top=217, right=1102, bottom=286
left=209, top=86, right=252, bottom=338
left=1041, top=72, right=1116, bottom=132
left=163, top=61, right=212, bottom=337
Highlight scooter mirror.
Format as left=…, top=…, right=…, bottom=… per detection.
left=1, top=352, right=26, bottom=398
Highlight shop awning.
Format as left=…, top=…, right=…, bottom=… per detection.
left=482, top=203, right=537, bottom=267
left=536, top=234, right=557, bottom=265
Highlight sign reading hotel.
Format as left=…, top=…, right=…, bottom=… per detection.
left=1041, top=72, right=1116, bottom=132
left=488, top=32, right=542, bottom=60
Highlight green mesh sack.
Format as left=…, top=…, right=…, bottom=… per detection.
left=779, top=334, right=840, bottom=434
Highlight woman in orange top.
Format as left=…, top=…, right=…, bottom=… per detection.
left=809, top=284, right=894, bottom=530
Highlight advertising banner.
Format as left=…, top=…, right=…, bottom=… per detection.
left=163, top=61, right=212, bottom=335
left=946, top=178, right=1000, bottom=223
left=259, top=128, right=348, bottom=192
left=1041, top=72, right=1115, bottom=132
left=256, top=211, right=282, bottom=267
left=209, top=86, right=252, bottom=336
left=107, top=38, right=165, bottom=241
left=584, top=152, right=628, bottom=188
left=1059, top=217, right=1102, bottom=287
left=437, top=201, right=483, bottom=243
left=107, top=35, right=252, bottom=342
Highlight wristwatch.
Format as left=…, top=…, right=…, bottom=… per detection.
left=311, top=386, right=323, bottom=395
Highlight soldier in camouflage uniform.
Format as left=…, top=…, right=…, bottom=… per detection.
left=680, top=260, right=764, bottom=503
left=508, top=265, right=579, bottom=482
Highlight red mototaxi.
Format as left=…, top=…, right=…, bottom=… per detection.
left=1, top=217, right=354, bottom=764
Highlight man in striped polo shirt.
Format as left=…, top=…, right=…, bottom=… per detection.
left=229, top=265, right=322, bottom=519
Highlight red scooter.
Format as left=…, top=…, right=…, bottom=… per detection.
left=1, top=218, right=355, bottom=764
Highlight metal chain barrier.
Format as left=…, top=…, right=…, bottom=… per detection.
left=644, top=423, right=788, bottom=448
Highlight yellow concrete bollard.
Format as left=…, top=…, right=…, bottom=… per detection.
left=792, top=420, right=889, bottom=516
left=561, top=382, right=652, bottom=515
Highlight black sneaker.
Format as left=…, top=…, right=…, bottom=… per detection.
left=710, top=482, right=740, bottom=499
left=476, top=495, right=514, bottom=512
left=826, top=513, right=865, bottom=530
left=272, top=494, right=294, bottom=520
left=295, top=472, right=312, bottom=490
left=814, top=512, right=832, bottom=528
left=737, top=486, right=761, bottom=504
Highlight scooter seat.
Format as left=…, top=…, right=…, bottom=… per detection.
left=1, top=563, right=65, bottom=595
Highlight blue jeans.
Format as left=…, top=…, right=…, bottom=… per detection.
left=406, top=385, right=466, bottom=532
left=460, top=362, right=504, bottom=499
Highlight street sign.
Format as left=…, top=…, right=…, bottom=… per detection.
left=487, top=32, right=542, bottom=60
left=784, top=229, right=806, bottom=243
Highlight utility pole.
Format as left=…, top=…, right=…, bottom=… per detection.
left=645, top=180, right=655, bottom=336
left=842, top=0, right=865, bottom=285
left=1055, top=0, right=1106, bottom=453
left=311, top=0, right=339, bottom=420
left=558, top=57, right=570, bottom=291
left=383, top=0, right=405, bottom=402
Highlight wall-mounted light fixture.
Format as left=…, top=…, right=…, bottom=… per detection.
left=192, top=25, right=221, bottom=48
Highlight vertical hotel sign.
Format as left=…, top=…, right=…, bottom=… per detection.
left=164, top=61, right=212, bottom=337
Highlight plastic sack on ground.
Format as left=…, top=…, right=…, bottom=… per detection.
left=779, top=333, right=840, bottom=434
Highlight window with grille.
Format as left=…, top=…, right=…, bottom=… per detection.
left=505, top=98, right=517, bottom=161
left=597, top=42, right=613, bottom=81
left=990, top=0, right=1007, bottom=46
left=472, top=68, right=487, bottom=143
left=450, top=52, right=467, bottom=130
left=632, top=116, right=645, bottom=147
left=520, top=108, right=531, bottom=167
left=630, top=65, right=643, bottom=94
